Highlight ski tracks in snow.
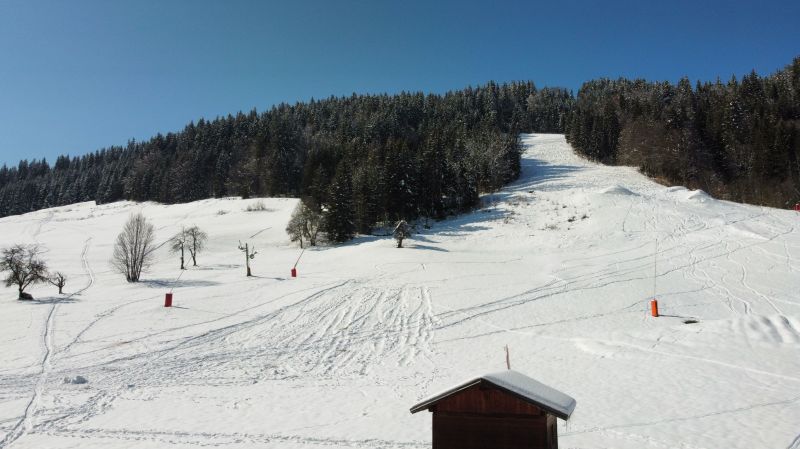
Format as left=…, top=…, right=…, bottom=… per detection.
left=163, top=281, right=441, bottom=381
left=38, top=427, right=426, bottom=448
left=27, top=280, right=440, bottom=438
left=0, top=238, right=93, bottom=449
left=0, top=299, right=59, bottom=448
left=30, top=211, right=54, bottom=239
left=787, top=432, right=800, bottom=449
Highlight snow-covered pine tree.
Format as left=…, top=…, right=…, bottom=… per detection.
left=393, top=220, right=412, bottom=248
left=323, top=163, right=355, bottom=243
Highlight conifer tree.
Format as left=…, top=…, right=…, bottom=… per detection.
left=323, top=163, right=355, bottom=243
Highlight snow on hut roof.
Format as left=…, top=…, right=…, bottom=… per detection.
left=409, top=370, right=576, bottom=420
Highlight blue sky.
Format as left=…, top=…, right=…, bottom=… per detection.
left=0, top=0, right=798, bottom=166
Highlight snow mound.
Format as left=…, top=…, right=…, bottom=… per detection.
left=63, top=375, right=88, bottom=385
left=665, top=186, right=688, bottom=193
left=573, top=339, right=619, bottom=358
left=597, top=185, right=638, bottom=196
left=706, top=315, right=800, bottom=345
left=686, top=189, right=712, bottom=202
left=729, top=222, right=772, bottom=240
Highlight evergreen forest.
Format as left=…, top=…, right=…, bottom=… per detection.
left=566, top=57, right=800, bottom=207
left=0, top=83, right=572, bottom=241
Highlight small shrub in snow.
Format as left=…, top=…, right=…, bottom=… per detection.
left=245, top=200, right=269, bottom=212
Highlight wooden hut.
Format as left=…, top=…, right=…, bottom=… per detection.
left=410, top=370, right=576, bottom=449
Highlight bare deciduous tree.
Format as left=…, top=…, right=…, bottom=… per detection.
left=169, top=227, right=188, bottom=270
left=111, top=212, right=156, bottom=282
left=48, top=271, right=67, bottom=294
left=237, top=241, right=258, bottom=277
left=1, top=244, right=48, bottom=299
left=185, top=226, right=208, bottom=266
left=286, top=200, right=322, bottom=248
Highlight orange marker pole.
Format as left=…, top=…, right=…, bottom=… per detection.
left=650, top=299, right=658, bottom=317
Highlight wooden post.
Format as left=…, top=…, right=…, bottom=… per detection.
left=238, top=241, right=257, bottom=277
left=245, top=243, right=251, bottom=277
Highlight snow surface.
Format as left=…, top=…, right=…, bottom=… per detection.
left=0, top=134, right=798, bottom=449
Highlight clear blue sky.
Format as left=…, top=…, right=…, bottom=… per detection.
left=1, top=0, right=798, bottom=166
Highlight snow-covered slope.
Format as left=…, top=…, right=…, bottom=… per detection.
left=0, top=134, right=798, bottom=449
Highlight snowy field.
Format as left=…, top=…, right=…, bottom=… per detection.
left=1, top=134, right=798, bottom=449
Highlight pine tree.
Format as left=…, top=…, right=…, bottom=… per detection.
left=323, top=163, right=355, bottom=243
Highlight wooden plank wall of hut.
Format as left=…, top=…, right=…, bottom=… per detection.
left=431, top=383, right=546, bottom=416
left=433, top=413, right=549, bottom=449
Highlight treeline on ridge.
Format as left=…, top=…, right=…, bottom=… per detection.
left=565, top=56, right=800, bottom=207
left=3, top=55, right=799, bottom=236
left=0, top=83, right=574, bottom=240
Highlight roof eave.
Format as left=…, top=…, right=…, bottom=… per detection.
left=409, top=378, right=574, bottom=420
left=409, top=378, right=483, bottom=414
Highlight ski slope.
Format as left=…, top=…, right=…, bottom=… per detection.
left=0, top=134, right=798, bottom=449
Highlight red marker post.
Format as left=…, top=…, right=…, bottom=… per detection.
left=165, top=293, right=173, bottom=308
left=291, top=248, right=305, bottom=278
left=650, top=299, right=659, bottom=317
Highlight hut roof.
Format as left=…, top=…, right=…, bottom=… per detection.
left=409, top=370, right=576, bottom=420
